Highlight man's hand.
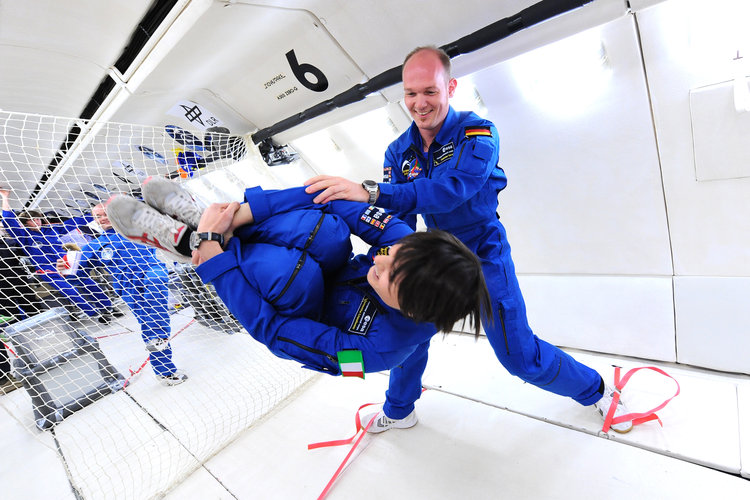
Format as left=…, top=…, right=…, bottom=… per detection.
left=304, top=175, right=369, bottom=204
left=55, top=258, right=68, bottom=274
left=197, top=201, right=241, bottom=234
left=191, top=201, right=240, bottom=266
left=0, top=188, right=10, bottom=211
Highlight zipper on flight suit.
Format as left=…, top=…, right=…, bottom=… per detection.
left=269, top=212, right=326, bottom=306
left=276, top=336, right=338, bottom=365
left=424, top=141, right=467, bottom=229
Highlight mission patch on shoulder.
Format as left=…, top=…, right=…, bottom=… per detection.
left=360, top=206, right=392, bottom=230
left=464, top=126, right=492, bottom=138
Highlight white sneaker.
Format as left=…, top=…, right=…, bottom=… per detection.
left=593, top=384, right=633, bottom=434
left=157, top=370, right=188, bottom=386
left=142, top=176, right=203, bottom=229
left=145, top=338, right=170, bottom=352
left=106, top=195, right=192, bottom=263
left=361, top=410, right=418, bottom=434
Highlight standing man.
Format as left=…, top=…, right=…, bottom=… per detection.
left=305, top=46, right=631, bottom=433
left=57, top=204, right=187, bottom=386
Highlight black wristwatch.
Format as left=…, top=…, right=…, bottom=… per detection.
left=189, top=231, right=225, bottom=251
left=361, top=180, right=379, bottom=205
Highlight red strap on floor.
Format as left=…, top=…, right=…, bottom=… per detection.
left=309, top=403, right=379, bottom=500
left=307, top=402, right=379, bottom=450
left=602, top=365, right=681, bottom=433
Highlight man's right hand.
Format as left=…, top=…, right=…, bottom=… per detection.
left=304, top=175, right=370, bottom=204
left=55, top=258, right=69, bottom=274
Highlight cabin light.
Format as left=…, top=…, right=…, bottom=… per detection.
left=452, top=78, right=488, bottom=117
left=509, top=29, right=611, bottom=118
left=290, top=107, right=399, bottom=174
left=291, top=129, right=349, bottom=172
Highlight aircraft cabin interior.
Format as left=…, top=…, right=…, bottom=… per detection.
left=0, top=0, right=749, bottom=498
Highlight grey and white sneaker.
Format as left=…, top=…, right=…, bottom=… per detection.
left=142, top=176, right=203, bottom=229
left=593, top=384, right=633, bottom=434
left=106, top=195, right=192, bottom=263
left=157, top=370, right=188, bottom=386
left=361, top=410, right=418, bottom=434
left=145, top=338, right=170, bottom=352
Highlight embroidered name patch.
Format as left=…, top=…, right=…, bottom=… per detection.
left=464, top=126, right=492, bottom=138
left=360, top=206, right=392, bottom=230
left=433, top=141, right=455, bottom=166
left=348, top=296, right=378, bottom=335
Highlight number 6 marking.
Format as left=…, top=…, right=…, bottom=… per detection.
left=286, top=49, right=329, bottom=92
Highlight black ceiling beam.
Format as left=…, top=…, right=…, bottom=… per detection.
left=251, top=0, right=595, bottom=145
left=26, top=0, right=179, bottom=207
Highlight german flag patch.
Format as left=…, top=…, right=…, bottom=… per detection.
left=464, top=126, right=492, bottom=138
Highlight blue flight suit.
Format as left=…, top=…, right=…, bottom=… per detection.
left=2, top=210, right=112, bottom=317
left=375, top=106, right=602, bottom=418
left=77, top=229, right=177, bottom=376
left=196, top=187, right=436, bottom=389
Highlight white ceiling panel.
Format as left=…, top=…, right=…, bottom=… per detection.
left=0, top=0, right=154, bottom=117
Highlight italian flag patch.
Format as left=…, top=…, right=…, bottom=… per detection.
left=337, top=350, right=365, bottom=379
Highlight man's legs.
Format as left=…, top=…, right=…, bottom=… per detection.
left=125, top=270, right=184, bottom=383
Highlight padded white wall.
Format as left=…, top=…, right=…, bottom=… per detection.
left=638, top=0, right=750, bottom=374
left=463, top=16, right=676, bottom=360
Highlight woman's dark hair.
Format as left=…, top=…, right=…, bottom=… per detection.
left=18, top=209, right=44, bottom=226
left=391, top=230, right=492, bottom=335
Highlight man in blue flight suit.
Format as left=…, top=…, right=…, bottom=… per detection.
left=104, top=178, right=490, bottom=402
left=56, top=203, right=187, bottom=386
left=304, top=46, right=632, bottom=433
left=1, top=188, right=113, bottom=321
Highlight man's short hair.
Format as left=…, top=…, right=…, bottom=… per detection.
left=403, top=46, right=452, bottom=80
left=391, top=229, right=491, bottom=334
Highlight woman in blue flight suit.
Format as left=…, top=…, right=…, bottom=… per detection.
left=107, top=182, right=488, bottom=399
left=195, top=186, right=440, bottom=376
left=1, top=188, right=112, bottom=319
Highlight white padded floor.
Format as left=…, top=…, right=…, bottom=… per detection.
left=2, top=325, right=749, bottom=499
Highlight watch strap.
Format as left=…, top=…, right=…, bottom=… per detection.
left=190, top=231, right=225, bottom=250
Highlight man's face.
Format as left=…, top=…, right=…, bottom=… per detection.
left=402, top=50, right=457, bottom=141
left=367, top=244, right=402, bottom=310
left=93, top=205, right=112, bottom=230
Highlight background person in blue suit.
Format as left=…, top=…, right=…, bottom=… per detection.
left=56, top=203, right=187, bottom=386
left=1, top=187, right=113, bottom=322
left=304, top=46, right=632, bottom=433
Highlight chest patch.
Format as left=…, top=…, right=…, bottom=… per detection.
left=360, top=206, right=392, bottom=230
left=433, top=141, right=455, bottom=166
left=100, top=246, right=114, bottom=261
left=401, top=154, right=422, bottom=180
left=348, top=296, right=378, bottom=335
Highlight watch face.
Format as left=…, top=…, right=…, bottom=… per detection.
left=189, top=231, right=200, bottom=251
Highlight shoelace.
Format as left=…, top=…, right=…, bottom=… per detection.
left=132, top=206, right=182, bottom=248
left=164, top=192, right=202, bottom=225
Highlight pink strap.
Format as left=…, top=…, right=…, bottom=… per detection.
left=309, top=403, right=379, bottom=500
left=602, top=365, right=680, bottom=433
